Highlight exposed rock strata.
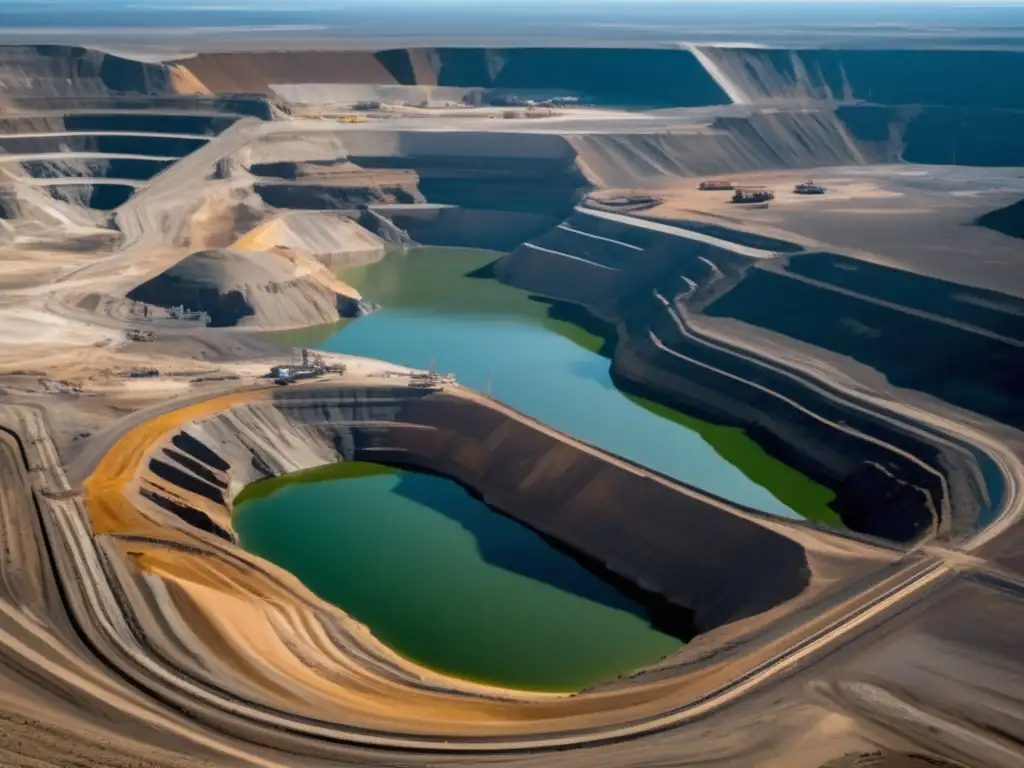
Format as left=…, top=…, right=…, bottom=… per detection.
left=493, top=209, right=1002, bottom=541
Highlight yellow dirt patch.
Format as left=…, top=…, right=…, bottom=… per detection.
left=168, top=65, right=212, bottom=96
left=84, top=388, right=269, bottom=535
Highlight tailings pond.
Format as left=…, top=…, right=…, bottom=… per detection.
left=248, top=246, right=838, bottom=690
left=234, top=461, right=683, bottom=691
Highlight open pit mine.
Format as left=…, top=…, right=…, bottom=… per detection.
left=1, top=40, right=1024, bottom=768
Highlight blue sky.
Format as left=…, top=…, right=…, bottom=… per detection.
left=3, top=0, right=1022, bottom=35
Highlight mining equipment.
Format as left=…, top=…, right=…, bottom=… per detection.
left=269, top=348, right=334, bottom=385
left=699, top=180, right=734, bottom=191
left=794, top=180, right=827, bottom=195
left=732, top=187, right=775, bottom=204
left=408, top=371, right=456, bottom=390
left=122, top=368, right=159, bottom=378
left=409, top=358, right=456, bottom=390
left=127, top=329, right=157, bottom=342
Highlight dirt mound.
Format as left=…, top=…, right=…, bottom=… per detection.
left=125, top=247, right=369, bottom=329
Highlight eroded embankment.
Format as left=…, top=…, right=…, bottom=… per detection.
left=492, top=209, right=1004, bottom=542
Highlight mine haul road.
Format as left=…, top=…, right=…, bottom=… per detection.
left=0, top=381, right=1002, bottom=756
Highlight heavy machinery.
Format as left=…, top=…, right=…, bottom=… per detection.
left=794, top=180, right=827, bottom=195
left=732, top=187, right=775, bottom=204
left=699, top=180, right=734, bottom=191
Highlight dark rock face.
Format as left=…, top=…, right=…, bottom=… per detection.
left=703, top=264, right=1024, bottom=431
left=348, top=153, right=591, bottom=218
left=139, top=488, right=233, bottom=542
left=838, top=104, right=1024, bottom=167
left=357, top=210, right=415, bottom=248
left=338, top=296, right=378, bottom=318
left=424, top=47, right=731, bottom=107
left=976, top=198, right=1024, bottom=241
left=46, top=184, right=136, bottom=211
left=255, top=184, right=412, bottom=210
left=831, top=464, right=937, bottom=543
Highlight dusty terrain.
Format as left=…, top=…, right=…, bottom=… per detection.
left=0, top=41, right=1022, bottom=768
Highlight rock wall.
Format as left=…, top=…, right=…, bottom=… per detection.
left=0, top=45, right=170, bottom=98
left=691, top=47, right=1024, bottom=108
left=341, top=130, right=591, bottom=242
left=692, top=47, right=1024, bottom=167
left=837, top=105, right=1024, bottom=167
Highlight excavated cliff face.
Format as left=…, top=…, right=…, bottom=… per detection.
left=693, top=46, right=1024, bottom=167
left=176, top=47, right=731, bottom=108
left=336, top=130, right=592, bottom=247
left=569, top=110, right=878, bottom=188
left=133, top=385, right=888, bottom=636
left=0, top=45, right=171, bottom=98
left=0, top=46, right=271, bottom=220
left=0, top=45, right=269, bottom=120
left=493, top=209, right=1001, bottom=542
